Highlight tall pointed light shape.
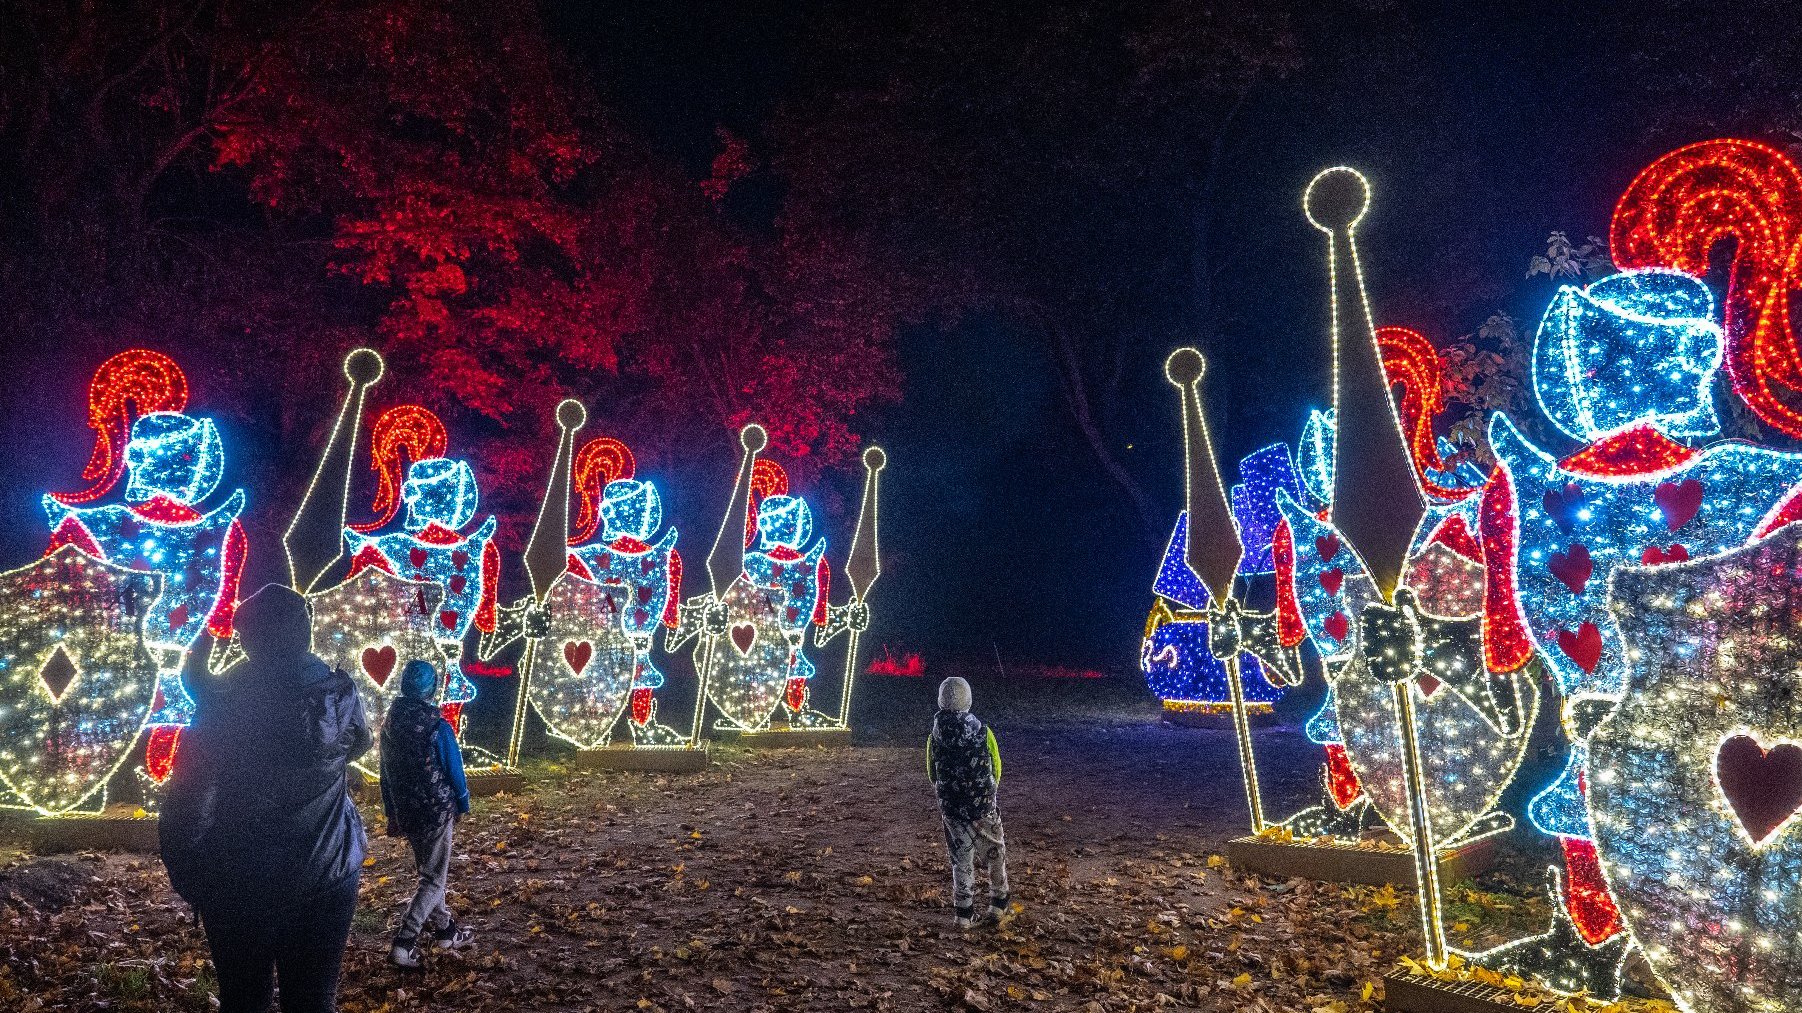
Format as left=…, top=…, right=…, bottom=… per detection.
left=834, top=445, right=885, bottom=725
left=1167, top=347, right=1270, bottom=831
left=284, top=348, right=385, bottom=593
left=1306, top=168, right=1425, bottom=601
left=505, top=398, right=585, bottom=767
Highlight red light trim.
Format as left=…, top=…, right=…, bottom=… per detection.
left=1558, top=423, right=1699, bottom=477
left=1375, top=325, right=1472, bottom=500
left=351, top=405, right=448, bottom=533
left=53, top=349, right=190, bottom=506
left=1611, top=138, right=1802, bottom=438
left=1561, top=836, right=1625, bottom=944
left=744, top=459, right=790, bottom=547
left=1272, top=519, right=1307, bottom=648
left=570, top=436, right=637, bottom=544
left=1481, top=462, right=1535, bottom=674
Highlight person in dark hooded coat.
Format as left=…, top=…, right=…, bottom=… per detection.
left=379, top=658, right=473, bottom=968
left=160, top=583, right=371, bottom=1013
left=926, top=676, right=1011, bottom=929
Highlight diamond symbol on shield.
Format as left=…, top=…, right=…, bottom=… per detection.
left=38, top=646, right=77, bottom=703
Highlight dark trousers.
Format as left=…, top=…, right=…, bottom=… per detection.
left=199, top=873, right=361, bottom=1013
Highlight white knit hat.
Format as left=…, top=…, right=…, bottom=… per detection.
left=938, top=676, right=972, bottom=712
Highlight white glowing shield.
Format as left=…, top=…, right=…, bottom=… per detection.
left=1592, top=525, right=1802, bottom=1013
left=704, top=574, right=795, bottom=731
left=0, top=545, right=162, bottom=814
left=526, top=572, right=637, bottom=749
left=307, top=566, right=449, bottom=775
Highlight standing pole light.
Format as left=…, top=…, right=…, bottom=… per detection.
left=505, top=398, right=586, bottom=769
left=832, top=445, right=885, bottom=727
left=283, top=348, right=386, bottom=594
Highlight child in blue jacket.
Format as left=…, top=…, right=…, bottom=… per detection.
left=380, top=660, right=473, bottom=967
left=927, top=677, right=1010, bottom=928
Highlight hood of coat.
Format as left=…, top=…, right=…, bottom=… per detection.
left=932, top=708, right=984, bottom=747
left=232, top=584, right=324, bottom=679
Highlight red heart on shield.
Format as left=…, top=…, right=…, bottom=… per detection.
left=730, top=623, right=757, bottom=655
left=1315, top=534, right=1340, bottom=562
left=409, top=547, right=428, bottom=569
left=1716, top=734, right=1802, bottom=843
left=1640, top=543, right=1690, bottom=565
left=563, top=641, right=593, bottom=673
left=449, top=575, right=467, bottom=594
left=361, top=645, right=398, bottom=685
left=452, top=550, right=470, bottom=570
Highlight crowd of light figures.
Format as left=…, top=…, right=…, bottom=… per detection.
left=1145, top=137, right=1802, bottom=1010
left=1, top=348, right=883, bottom=819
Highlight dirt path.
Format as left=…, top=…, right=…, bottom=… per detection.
left=0, top=704, right=1442, bottom=1012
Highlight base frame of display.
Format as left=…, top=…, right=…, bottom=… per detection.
left=1380, top=970, right=1526, bottom=1013
left=1160, top=703, right=1278, bottom=730
left=574, top=744, right=710, bottom=772
left=464, top=768, right=526, bottom=796
left=1223, top=833, right=1496, bottom=886
left=715, top=725, right=854, bottom=748
left=1, top=806, right=160, bottom=854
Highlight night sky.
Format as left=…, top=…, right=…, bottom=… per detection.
left=0, top=2, right=1784, bottom=673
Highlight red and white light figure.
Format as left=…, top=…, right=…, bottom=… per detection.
left=40, top=349, right=247, bottom=786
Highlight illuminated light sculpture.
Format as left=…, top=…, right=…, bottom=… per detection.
left=671, top=426, right=877, bottom=737
left=1611, top=137, right=1802, bottom=440
left=481, top=419, right=710, bottom=767
left=42, top=349, right=248, bottom=787
left=280, top=350, right=452, bottom=776
left=1269, top=169, right=1529, bottom=975
left=0, top=547, right=161, bottom=815
left=341, top=404, right=500, bottom=730
left=1587, top=527, right=1802, bottom=1013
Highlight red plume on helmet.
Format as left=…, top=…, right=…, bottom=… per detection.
left=744, top=458, right=790, bottom=548
left=53, top=349, right=190, bottom=505
left=570, top=436, right=637, bottom=544
left=1373, top=325, right=1468, bottom=501
left=350, top=404, right=447, bottom=533
left=1611, top=138, right=1802, bottom=438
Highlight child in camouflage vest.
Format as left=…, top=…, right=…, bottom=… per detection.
left=927, top=677, right=1010, bottom=928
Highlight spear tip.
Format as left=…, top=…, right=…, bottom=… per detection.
left=556, top=398, right=587, bottom=432
left=1164, top=347, right=1205, bottom=387
left=343, top=347, right=385, bottom=386
left=741, top=423, right=768, bottom=453
left=862, top=445, right=886, bottom=471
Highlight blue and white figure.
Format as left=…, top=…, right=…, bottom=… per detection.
left=1230, top=444, right=1308, bottom=575
left=565, top=478, right=683, bottom=744
left=1296, top=409, right=1335, bottom=511
left=44, top=411, right=247, bottom=728
left=345, top=455, right=497, bottom=712
left=1532, top=268, right=1724, bottom=444
left=1140, top=514, right=1281, bottom=709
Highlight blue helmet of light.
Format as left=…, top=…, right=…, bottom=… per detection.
left=1531, top=267, right=1724, bottom=443
left=123, top=411, right=225, bottom=506
left=600, top=479, right=662, bottom=542
left=754, top=494, right=812, bottom=550
left=401, top=457, right=479, bottom=532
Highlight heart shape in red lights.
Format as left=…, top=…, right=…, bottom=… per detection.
left=563, top=641, right=593, bottom=674
left=1556, top=622, right=1602, bottom=674
left=1547, top=544, right=1592, bottom=595
left=1315, top=534, right=1340, bottom=563
left=1716, top=733, right=1802, bottom=843
left=361, top=645, right=397, bottom=686
left=1323, top=611, right=1349, bottom=643
left=730, top=623, right=757, bottom=656
left=1639, top=543, right=1689, bottom=565
left=1654, top=478, right=1704, bottom=533
left=1319, top=567, right=1344, bottom=596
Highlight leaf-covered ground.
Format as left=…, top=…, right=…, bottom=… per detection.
left=0, top=675, right=1662, bottom=1011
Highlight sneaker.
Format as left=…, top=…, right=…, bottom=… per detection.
left=953, top=907, right=975, bottom=929
left=432, top=921, right=475, bottom=950
left=389, top=936, right=424, bottom=968
left=988, top=899, right=1015, bottom=926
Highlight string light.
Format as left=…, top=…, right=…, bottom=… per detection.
left=1141, top=513, right=1284, bottom=710
left=41, top=352, right=247, bottom=786
left=0, top=546, right=161, bottom=816
left=1230, top=444, right=1307, bottom=575
left=1611, top=137, right=1802, bottom=440
left=1588, top=526, right=1802, bottom=1013
left=1530, top=268, right=1724, bottom=443
left=343, top=405, right=498, bottom=733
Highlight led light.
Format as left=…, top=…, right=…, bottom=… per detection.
left=0, top=546, right=161, bottom=815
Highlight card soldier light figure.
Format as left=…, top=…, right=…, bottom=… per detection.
left=41, top=349, right=247, bottom=789
left=480, top=405, right=707, bottom=770
left=1263, top=169, right=1539, bottom=995
left=673, top=425, right=875, bottom=737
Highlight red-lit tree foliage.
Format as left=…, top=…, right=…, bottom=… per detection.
left=0, top=0, right=908, bottom=558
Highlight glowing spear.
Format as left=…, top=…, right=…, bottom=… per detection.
left=686, top=423, right=766, bottom=742
left=832, top=445, right=886, bottom=726
left=283, top=348, right=385, bottom=594
left=504, top=398, right=587, bottom=768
